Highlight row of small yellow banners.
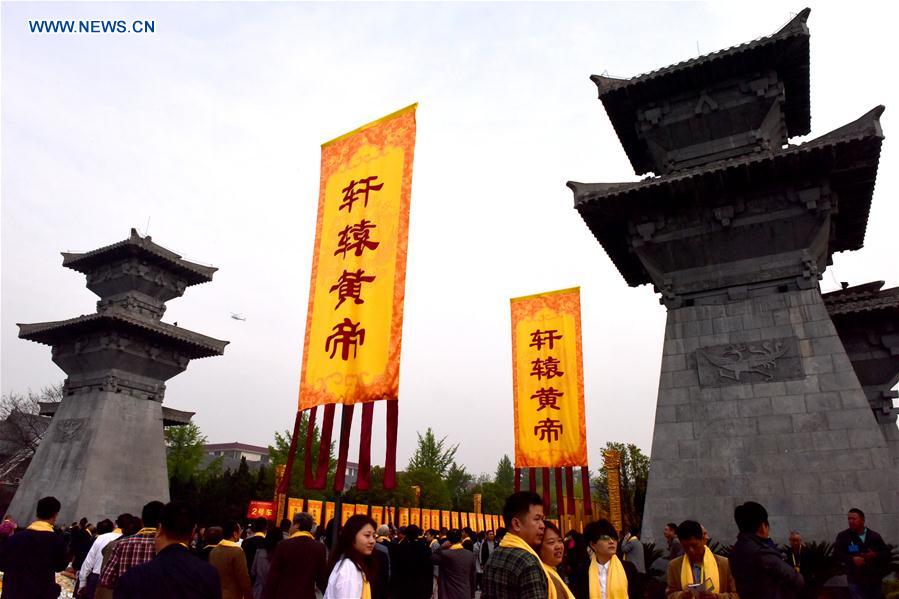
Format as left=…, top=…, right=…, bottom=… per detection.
left=278, top=498, right=565, bottom=532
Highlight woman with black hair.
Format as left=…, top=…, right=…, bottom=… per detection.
left=324, top=514, right=378, bottom=599
left=250, top=529, right=282, bottom=599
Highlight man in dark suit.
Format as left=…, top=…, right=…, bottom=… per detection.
left=114, top=502, right=221, bottom=599
left=391, top=524, right=434, bottom=599
left=242, top=517, right=268, bottom=580
left=0, top=496, right=70, bottom=599
left=431, top=529, right=476, bottom=599
left=261, top=512, right=327, bottom=599
left=729, top=501, right=804, bottom=599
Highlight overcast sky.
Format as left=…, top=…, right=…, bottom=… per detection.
left=2, top=2, right=897, bottom=476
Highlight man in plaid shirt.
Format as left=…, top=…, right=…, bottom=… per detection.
left=98, top=501, right=165, bottom=593
left=482, top=492, right=547, bottom=599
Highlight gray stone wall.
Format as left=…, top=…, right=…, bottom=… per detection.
left=642, top=288, right=898, bottom=546
left=6, top=391, right=169, bottom=524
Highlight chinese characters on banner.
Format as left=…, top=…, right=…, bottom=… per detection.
left=510, top=287, right=592, bottom=516
left=398, top=508, right=410, bottom=528
left=371, top=506, right=384, bottom=527
left=307, top=500, right=323, bottom=527
left=297, top=104, right=417, bottom=494
left=247, top=501, right=274, bottom=520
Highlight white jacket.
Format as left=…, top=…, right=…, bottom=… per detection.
left=324, top=557, right=364, bottom=599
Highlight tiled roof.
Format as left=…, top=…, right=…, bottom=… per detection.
left=204, top=442, right=270, bottom=454
left=591, top=9, right=811, bottom=175
left=62, top=229, right=217, bottom=285
left=570, top=106, right=884, bottom=287
left=18, top=308, right=228, bottom=358
left=823, top=282, right=899, bottom=316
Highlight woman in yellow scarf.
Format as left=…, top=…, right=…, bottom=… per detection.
left=324, top=514, right=378, bottom=599
left=538, top=520, right=576, bottom=599
left=571, top=519, right=636, bottom=599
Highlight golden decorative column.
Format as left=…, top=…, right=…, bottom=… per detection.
left=473, top=493, right=482, bottom=514
left=603, top=450, right=623, bottom=535
left=274, top=464, right=287, bottom=524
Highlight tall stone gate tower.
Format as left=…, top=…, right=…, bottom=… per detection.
left=569, top=9, right=898, bottom=542
left=8, top=229, right=228, bottom=524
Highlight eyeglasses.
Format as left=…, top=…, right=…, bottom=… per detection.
left=598, top=535, right=615, bottom=542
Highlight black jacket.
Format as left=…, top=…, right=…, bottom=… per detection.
left=114, top=543, right=221, bottom=599
left=390, top=539, right=433, bottom=599
left=0, top=527, right=69, bottom=599
left=729, top=533, right=804, bottom=599
left=834, top=527, right=890, bottom=587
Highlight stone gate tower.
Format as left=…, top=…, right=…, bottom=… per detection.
left=569, top=9, right=898, bottom=542
left=8, top=229, right=228, bottom=524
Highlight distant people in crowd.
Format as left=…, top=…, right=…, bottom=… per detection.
left=0, top=496, right=69, bottom=599
left=199, top=527, right=225, bottom=561
left=729, top=501, right=803, bottom=599
left=98, top=500, right=165, bottom=596
left=785, top=530, right=818, bottom=599
left=390, top=524, right=433, bottom=599
left=209, top=519, right=252, bottom=599
left=113, top=501, right=221, bottom=599
left=95, top=515, right=142, bottom=599
left=78, top=516, right=122, bottom=599
left=665, top=520, right=737, bottom=598
left=481, top=491, right=547, bottom=599
left=537, top=520, right=575, bottom=599
left=375, top=524, right=392, bottom=583
left=71, top=517, right=95, bottom=572
left=250, top=529, right=281, bottom=599
left=834, top=508, right=890, bottom=599
left=478, top=529, right=497, bottom=580
left=242, top=517, right=268, bottom=582
left=262, top=512, right=327, bottom=599
left=0, top=515, right=17, bottom=542
left=430, top=529, right=476, bottom=599
left=571, top=519, right=637, bottom=599
left=664, top=523, right=683, bottom=560
left=620, top=527, right=645, bottom=574
left=324, top=514, right=378, bottom=599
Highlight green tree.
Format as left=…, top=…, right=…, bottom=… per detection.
left=445, top=463, right=473, bottom=510
left=592, top=442, right=650, bottom=531
left=406, top=428, right=457, bottom=477
left=267, top=412, right=335, bottom=499
left=494, top=455, right=514, bottom=496
left=165, top=422, right=207, bottom=483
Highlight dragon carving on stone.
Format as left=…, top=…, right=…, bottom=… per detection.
left=700, top=340, right=788, bottom=382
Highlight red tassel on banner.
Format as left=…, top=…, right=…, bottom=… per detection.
left=355, top=402, right=374, bottom=490
left=384, top=399, right=398, bottom=489
left=278, top=411, right=304, bottom=494
left=312, top=404, right=336, bottom=489
left=302, top=406, right=317, bottom=489
left=334, top=404, right=355, bottom=492
left=528, top=468, right=536, bottom=492
left=554, top=467, right=564, bottom=517
left=581, top=465, right=592, bottom=516
left=541, top=467, right=551, bottom=513
left=565, top=466, right=576, bottom=514
left=514, top=468, right=521, bottom=493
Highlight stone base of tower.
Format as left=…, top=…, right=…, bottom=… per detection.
left=641, top=289, right=898, bottom=545
left=7, top=391, right=169, bottom=524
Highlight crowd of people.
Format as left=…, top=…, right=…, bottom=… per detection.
left=0, top=492, right=892, bottom=599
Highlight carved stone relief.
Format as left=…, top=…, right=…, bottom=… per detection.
left=696, top=336, right=805, bottom=387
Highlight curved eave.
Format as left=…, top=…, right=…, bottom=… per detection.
left=570, top=107, right=884, bottom=287
left=592, top=8, right=811, bottom=175
left=62, top=229, right=217, bottom=286
left=18, top=313, right=229, bottom=359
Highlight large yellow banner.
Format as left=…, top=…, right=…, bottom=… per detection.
left=299, top=104, right=417, bottom=410
left=511, top=287, right=588, bottom=468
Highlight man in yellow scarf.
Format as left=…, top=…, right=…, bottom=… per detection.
left=572, top=519, right=636, bottom=599
left=482, top=492, right=548, bottom=599
left=665, top=521, right=737, bottom=598
left=0, top=496, right=68, bottom=599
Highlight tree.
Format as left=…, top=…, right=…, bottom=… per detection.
left=406, top=428, right=458, bottom=478
left=494, top=455, right=514, bottom=496
left=445, top=463, right=473, bottom=511
left=165, top=422, right=207, bottom=484
left=267, top=412, right=335, bottom=499
left=592, top=442, right=650, bottom=532
left=0, top=383, right=62, bottom=479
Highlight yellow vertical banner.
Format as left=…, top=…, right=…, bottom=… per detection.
left=299, top=104, right=418, bottom=410
left=451, top=512, right=460, bottom=529
left=383, top=506, right=392, bottom=525
left=510, top=287, right=588, bottom=468
left=460, top=512, right=469, bottom=529
left=422, top=509, right=431, bottom=531
left=398, top=507, right=410, bottom=528
left=324, top=502, right=336, bottom=526
left=478, top=513, right=486, bottom=532
left=410, top=508, right=421, bottom=527
left=286, top=498, right=304, bottom=521
left=355, top=504, right=369, bottom=516
left=468, top=513, right=478, bottom=531
left=307, top=500, right=323, bottom=528
left=441, top=510, right=451, bottom=529
left=371, top=506, right=384, bottom=527
left=341, top=503, right=355, bottom=524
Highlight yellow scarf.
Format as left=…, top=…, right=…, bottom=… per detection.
left=588, top=555, right=628, bottom=599
left=113, top=528, right=123, bottom=535
left=218, top=539, right=241, bottom=548
left=254, top=532, right=265, bottom=538
left=26, top=521, right=54, bottom=532
left=136, top=527, right=157, bottom=536
left=290, top=531, right=315, bottom=540
left=546, top=565, right=576, bottom=599
left=377, top=536, right=390, bottom=543
left=679, top=547, right=719, bottom=592
left=499, top=533, right=557, bottom=599
left=449, top=543, right=464, bottom=550
left=361, top=572, right=372, bottom=599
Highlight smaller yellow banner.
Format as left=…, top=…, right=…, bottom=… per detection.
left=399, top=507, right=410, bottom=528
left=307, top=500, right=323, bottom=527
left=441, top=510, right=451, bottom=529
left=371, top=506, right=384, bottom=527
left=341, top=504, right=355, bottom=524
left=451, top=512, right=459, bottom=529
left=410, top=508, right=421, bottom=527
left=324, top=502, right=335, bottom=527
left=460, top=512, right=468, bottom=529
left=286, top=498, right=304, bottom=521
left=422, top=509, right=431, bottom=530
